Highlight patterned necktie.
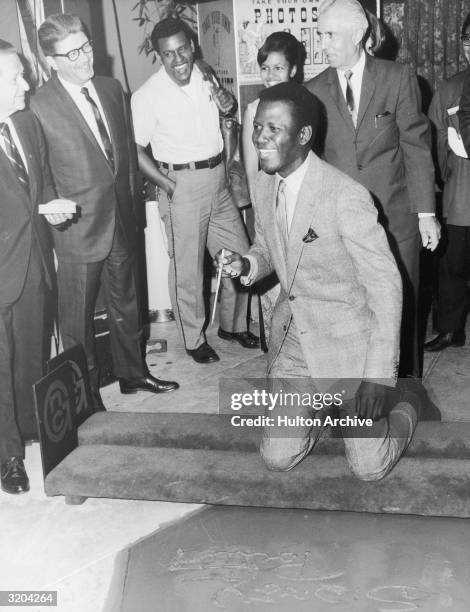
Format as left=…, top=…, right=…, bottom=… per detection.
left=80, top=87, right=115, bottom=170
left=276, top=179, right=288, bottom=246
left=344, top=69, right=356, bottom=124
left=0, top=122, right=29, bottom=191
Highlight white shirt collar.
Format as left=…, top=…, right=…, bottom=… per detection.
left=276, top=151, right=312, bottom=199
left=57, top=73, right=93, bottom=94
left=337, top=50, right=366, bottom=81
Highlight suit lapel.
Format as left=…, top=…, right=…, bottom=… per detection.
left=51, top=75, right=114, bottom=173
left=0, top=116, right=34, bottom=209
left=286, top=155, right=325, bottom=290
left=11, top=114, right=39, bottom=207
left=356, top=54, right=376, bottom=131
left=327, top=68, right=356, bottom=134
left=93, top=78, right=119, bottom=173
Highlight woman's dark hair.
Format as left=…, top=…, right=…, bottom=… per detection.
left=257, top=31, right=306, bottom=83
left=363, top=9, right=386, bottom=56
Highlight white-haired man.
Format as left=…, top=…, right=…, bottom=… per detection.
left=306, top=0, right=440, bottom=379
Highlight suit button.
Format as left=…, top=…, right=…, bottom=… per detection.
left=289, top=295, right=295, bottom=301
left=283, top=325, right=287, bottom=331
left=357, top=164, right=363, bottom=171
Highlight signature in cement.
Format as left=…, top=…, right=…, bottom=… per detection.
left=167, top=547, right=440, bottom=609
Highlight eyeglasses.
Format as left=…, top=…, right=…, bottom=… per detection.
left=53, top=40, right=93, bottom=62
left=461, top=34, right=470, bottom=46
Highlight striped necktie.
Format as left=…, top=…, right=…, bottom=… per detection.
left=344, top=69, right=356, bottom=124
left=80, top=87, right=115, bottom=170
left=0, top=122, right=29, bottom=191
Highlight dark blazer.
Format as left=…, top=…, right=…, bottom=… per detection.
left=306, top=54, right=435, bottom=243
left=0, top=110, right=54, bottom=306
left=431, top=69, right=470, bottom=226
left=30, top=74, right=138, bottom=263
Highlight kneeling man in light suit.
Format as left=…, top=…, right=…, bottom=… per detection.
left=216, top=82, right=418, bottom=480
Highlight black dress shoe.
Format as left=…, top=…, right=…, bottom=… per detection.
left=1, top=457, right=30, bottom=495
left=119, top=374, right=179, bottom=394
left=424, top=331, right=465, bottom=352
left=187, top=342, right=220, bottom=363
left=218, top=328, right=260, bottom=348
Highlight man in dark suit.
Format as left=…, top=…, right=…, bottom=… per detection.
left=425, top=13, right=470, bottom=351
left=0, top=40, right=75, bottom=494
left=305, top=0, right=440, bottom=377
left=31, top=14, right=178, bottom=409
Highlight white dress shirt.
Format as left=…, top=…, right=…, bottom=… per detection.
left=131, top=63, right=223, bottom=164
left=242, top=152, right=313, bottom=284
left=274, top=152, right=312, bottom=234
left=337, top=51, right=366, bottom=126
left=58, top=75, right=111, bottom=156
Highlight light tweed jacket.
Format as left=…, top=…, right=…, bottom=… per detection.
left=247, top=152, right=402, bottom=385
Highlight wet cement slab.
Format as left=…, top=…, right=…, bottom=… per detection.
left=116, top=506, right=470, bottom=612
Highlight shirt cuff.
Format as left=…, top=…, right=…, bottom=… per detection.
left=240, top=255, right=258, bottom=286
left=417, top=212, right=435, bottom=218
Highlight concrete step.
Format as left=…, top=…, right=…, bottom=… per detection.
left=44, top=444, right=470, bottom=517
left=78, top=412, right=470, bottom=459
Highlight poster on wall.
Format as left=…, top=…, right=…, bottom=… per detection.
left=198, top=0, right=239, bottom=97
left=234, top=0, right=325, bottom=84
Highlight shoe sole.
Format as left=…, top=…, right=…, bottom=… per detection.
left=120, top=386, right=179, bottom=395
left=1, top=485, right=30, bottom=494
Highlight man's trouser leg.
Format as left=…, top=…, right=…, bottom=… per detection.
left=0, top=254, right=45, bottom=456
left=437, top=224, right=470, bottom=333
left=395, top=233, right=421, bottom=377
left=260, top=321, right=324, bottom=471
left=206, top=164, right=250, bottom=334
left=158, top=169, right=212, bottom=350
left=57, top=258, right=103, bottom=390
left=101, top=222, right=145, bottom=379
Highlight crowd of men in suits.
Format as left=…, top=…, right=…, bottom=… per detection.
left=1, top=0, right=469, bottom=494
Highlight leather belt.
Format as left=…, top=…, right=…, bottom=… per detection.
left=157, top=152, right=223, bottom=171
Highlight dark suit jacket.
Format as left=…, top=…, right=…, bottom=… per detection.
left=0, top=110, right=54, bottom=306
left=30, top=74, right=139, bottom=263
left=306, top=54, right=435, bottom=243
left=431, top=69, right=470, bottom=226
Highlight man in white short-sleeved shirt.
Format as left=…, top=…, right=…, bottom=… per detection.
left=132, top=17, right=258, bottom=364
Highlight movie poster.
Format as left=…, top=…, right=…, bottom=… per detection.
left=198, top=0, right=239, bottom=96
left=234, top=0, right=325, bottom=84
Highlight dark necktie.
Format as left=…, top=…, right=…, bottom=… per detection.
left=344, top=69, right=356, bottom=124
left=0, top=122, right=29, bottom=191
left=80, top=87, right=115, bottom=170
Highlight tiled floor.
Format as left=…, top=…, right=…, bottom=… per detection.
left=0, top=310, right=468, bottom=612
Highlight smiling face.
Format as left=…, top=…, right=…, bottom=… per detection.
left=46, top=31, right=94, bottom=85
left=157, top=30, right=195, bottom=86
left=318, top=8, right=363, bottom=70
left=252, top=99, right=311, bottom=177
left=259, top=51, right=297, bottom=89
left=0, top=51, right=29, bottom=120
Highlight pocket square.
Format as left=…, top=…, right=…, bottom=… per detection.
left=302, top=227, right=318, bottom=243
